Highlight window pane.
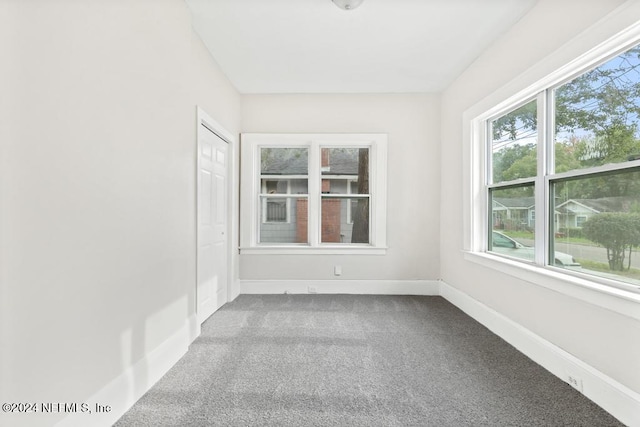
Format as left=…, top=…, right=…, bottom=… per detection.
left=260, top=178, right=308, bottom=194
left=322, top=177, right=360, bottom=195
left=554, top=45, right=640, bottom=172
left=491, top=99, right=538, bottom=183
left=261, top=147, right=308, bottom=175
left=321, top=197, right=369, bottom=244
left=321, top=147, right=368, bottom=194
left=489, top=185, right=535, bottom=262
left=259, top=149, right=308, bottom=241
left=260, top=197, right=308, bottom=243
left=264, top=180, right=286, bottom=194
left=551, top=169, right=640, bottom=284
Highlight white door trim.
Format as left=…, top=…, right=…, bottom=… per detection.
left=197, top=107, right=234, bottom=145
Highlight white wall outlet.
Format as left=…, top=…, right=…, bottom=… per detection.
left=308, top=286, right=317, bottom=294
left=334, top=265, right=342, bottom=276
left=567, top=374, right=583, bottom=393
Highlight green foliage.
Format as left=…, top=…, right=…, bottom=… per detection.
left=555, top=47, right=640, bottom=137
left=491, top=46, right=640, bottom=200
left=574, top=124, right=640, bottom=167
left=492, top=101, right=537, bottom=141
left=554, top=142, right=582, bottom=173
left=582, top=213, right=640, bottom=271
left=492, top=143, right=535, bottom=182
left=502, top=148, right=536, bottom=181
left=631, top=201, right=640, bottom=214
left=553, top=169, right=640, bottom=203
left=492, top=143, right=583, bottom=185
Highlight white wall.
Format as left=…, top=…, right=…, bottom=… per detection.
left=240, top=94, right=440, bottom=287
left=440, top=0, right=639, bottom=409
left=0, top=1, right=240, bottom=426
left=3, top=0, right=638, bottom=425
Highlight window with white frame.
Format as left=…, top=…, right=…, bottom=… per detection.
left=240, top=133, right=387, bottom=253
left=480, top=38, right=640, bottom=293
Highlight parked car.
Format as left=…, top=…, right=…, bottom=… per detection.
left=491, top=231, right=581, bottom=267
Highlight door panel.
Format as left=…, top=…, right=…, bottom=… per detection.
left=197, top=124, right=228, bottom=324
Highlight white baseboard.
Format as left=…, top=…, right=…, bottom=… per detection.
left=56, top=314, right=199, bottom=427
left=439, top=281, right=640, bottom=427
left=240, top=279, right=440, bottom=295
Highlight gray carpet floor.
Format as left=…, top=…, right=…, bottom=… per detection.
left=115, top=295, right=623, bottom=426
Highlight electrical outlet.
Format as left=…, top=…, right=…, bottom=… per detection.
left=308, top=286, right=317, bottom=294
left=567, top=374, right=583, bottom=393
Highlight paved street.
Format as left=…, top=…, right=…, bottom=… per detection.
left=515, top=238, right=640, bottom=269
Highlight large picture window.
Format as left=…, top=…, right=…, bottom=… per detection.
left=480, top=40, right=640, bottom=293
left=240, top=134, right=387, bottom=254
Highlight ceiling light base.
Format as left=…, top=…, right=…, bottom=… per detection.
left=331, top=0, right=364, bottom=11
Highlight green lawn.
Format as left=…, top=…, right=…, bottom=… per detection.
left=501, top=230, right=605, bottom=247
left=576, top=259, right=640, bottom=281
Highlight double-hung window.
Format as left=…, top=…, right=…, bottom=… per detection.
left=479, top=37, right=640, bottom=293
left=240, top=133, right=387, bottom=254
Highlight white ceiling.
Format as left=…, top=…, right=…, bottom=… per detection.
left=186, top=0, right=537, bottom=94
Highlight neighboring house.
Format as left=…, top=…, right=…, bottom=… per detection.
left=555, top=196, right=640, bottom=229
left=492, top=197, right=535, bottom=231
left=260, top=148, right=362, bottom=243
left=494, top=196, right=640, bottom=232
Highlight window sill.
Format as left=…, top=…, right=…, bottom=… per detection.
left=240, top=246, right=388, bottom=255
left=463, top=251, right=640, bottom=321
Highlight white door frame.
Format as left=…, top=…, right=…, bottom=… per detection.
left=196, top=107, right=235, bottom=325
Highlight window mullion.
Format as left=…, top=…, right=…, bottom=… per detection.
left=546, top=88, right=556, bottom=176
left=545, top=88, right=556, bottom=267
left=285, top=180, right=291, bottom=223
left=308, top=141, right=320, bottom=246
left=534, top=91, right=548, bottom=266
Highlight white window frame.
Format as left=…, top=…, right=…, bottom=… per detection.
left=240, top=133, right=387, bottom=255
left=463, top=9, right=640, bottom=320
left=482, top=49, right=640, bottom=293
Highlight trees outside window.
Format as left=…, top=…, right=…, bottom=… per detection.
left=485, top=42, right=640, bottom=289
left=582, top=212, right=640, bottom=271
